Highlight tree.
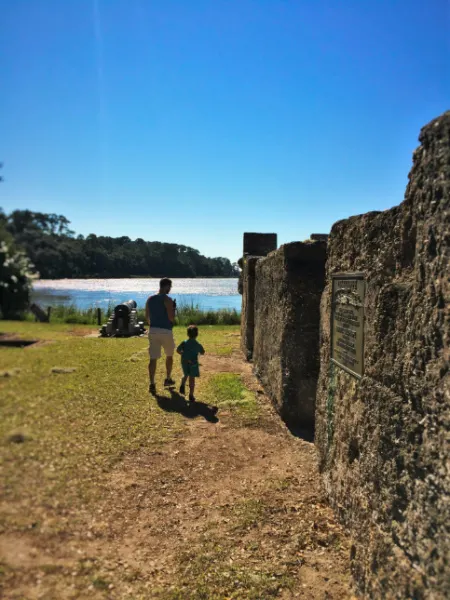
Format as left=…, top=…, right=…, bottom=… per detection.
left=2, top=209, right=237, bottom=279
left=0, top=224, right=36, bottom=319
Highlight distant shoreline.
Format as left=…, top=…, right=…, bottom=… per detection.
left=34, top=275, right=239, bottom=282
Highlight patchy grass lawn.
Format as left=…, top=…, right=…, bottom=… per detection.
left=0, top=322, right=352, bottom=599
left=0, top=324, right=249, bottom=518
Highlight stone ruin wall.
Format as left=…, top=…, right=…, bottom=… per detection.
left=240, top=234, right=277, bottom=359
left=243, top=232, right=278, bottom=257
left=315, top=111, right=450, bottom=598
left=253, top=241, right=326, bottom=428
left=238, top=112, right=449, bottom=597
left=240, top=256, right=260, bottom=360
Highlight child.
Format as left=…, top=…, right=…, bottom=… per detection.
left=177, top=325, right=205, bottom=402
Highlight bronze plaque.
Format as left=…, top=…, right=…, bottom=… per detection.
left=331, top=274, right=365, bottom=378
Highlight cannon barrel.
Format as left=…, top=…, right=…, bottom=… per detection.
left=114, top=299, right=137, bottom=316
left=100, top=299, right=145, bottom=337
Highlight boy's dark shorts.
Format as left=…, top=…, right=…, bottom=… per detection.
left=182, top=361, right=200, bottom=377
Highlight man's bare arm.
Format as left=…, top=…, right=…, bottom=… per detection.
left=164, top=296, right=175, bottom=322
left=145, top=299, right=150, bottom=324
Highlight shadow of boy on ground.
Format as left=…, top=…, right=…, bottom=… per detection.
left=156, top=390, right=219, bottom=423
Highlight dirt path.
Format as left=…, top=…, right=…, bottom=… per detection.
left=1, top=350, right=354, bottom=599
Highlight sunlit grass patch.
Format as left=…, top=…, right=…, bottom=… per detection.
left=208, top=344, right=234, bottom=356
left=0, top=323, right=189, bottom=533
left=228, top=498, right=267, bottom=531
left=158, top=532, right=293, bottom=600
left=0, top=320, right=96, bottom=339
left=0, top=323, right=243, bottom=530
left=0, top=321, right=275, bottom=597
left=204, top=373, right=260, bottom=422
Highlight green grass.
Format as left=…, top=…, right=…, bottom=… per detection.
left=24, top=304, right=101, bottom=324
left=23, top=301, right=241, bottom=326
left=0, top=321, right=352, bottom=599
left=205, top=373, right=260, bottom=422
left=0, top=321, right=274, bottom=598
left=0, top=322, right=255, bottom=532
left=158, top=531, right=294, bottom=600
left=174, top=302, right=241, bottom=326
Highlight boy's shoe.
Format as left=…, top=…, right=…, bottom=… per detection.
left=164, top=378, right=176, bottom=387
left=179, top=383, right=186, bottom=395
left=188, top=394, right=196, bottom=403
left=149, top=383, right=156, bottom=395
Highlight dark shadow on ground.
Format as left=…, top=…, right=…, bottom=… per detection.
left=0, top=339, right=37, bottom=348
left=155, top=390, right=219, bottom=423
left=284, top=422, right=315, bottom=443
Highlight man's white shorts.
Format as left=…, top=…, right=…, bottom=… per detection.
left=148, top=330, right=175, bottom=360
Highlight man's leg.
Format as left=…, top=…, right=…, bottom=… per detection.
left=149, top=359, right=157, bottom=384
left=166, top=356, right=173, bottom=380
left=162, top=334, right=176, bottom=386
left=148, top=334, right=162, bottom=393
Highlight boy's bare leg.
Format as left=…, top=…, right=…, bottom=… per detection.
left=189, top=376, right=196, bottom=400
left=179, top=375, right=188, bottom=394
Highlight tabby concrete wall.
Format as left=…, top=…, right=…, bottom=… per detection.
left=240, top=233, right=278, bottom=358
left=316, top=111, right=450, bottom=598
left=253, top=241, right=326, bottom=426
left=240, top=256, right=260, bottom=359
left=243, top=232, right=277, bottom=257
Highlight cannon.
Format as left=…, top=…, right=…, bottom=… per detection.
left=100, top=299, right=146, bottom=337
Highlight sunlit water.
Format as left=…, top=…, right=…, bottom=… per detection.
left=32, top=278, right=241, bottom=312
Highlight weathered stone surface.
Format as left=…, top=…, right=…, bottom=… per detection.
left=316, top=111, right=450, bottom=598
left=253, top=241, right=326, bottom=426
left=240, top=234, right=278, bottom=353
left=243, top=232, right=277, bottom=257
left=237, top=257, right=244, bottom=295
left=240, top=256, right=260, bottom=359
left=310, top=233, right=329, bottom=242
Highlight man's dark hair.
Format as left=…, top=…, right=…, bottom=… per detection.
left=187, top=325, right=198, bottom=338
left=159, top=277, right=172, bottom=289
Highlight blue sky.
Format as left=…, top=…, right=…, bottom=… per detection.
left=1, top=0, right=449, bottom=261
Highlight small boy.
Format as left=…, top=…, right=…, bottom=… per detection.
left=177, top=325, right=205, bottom=402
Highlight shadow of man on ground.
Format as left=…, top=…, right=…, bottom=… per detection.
left=156, top=390, right=219, bottom=423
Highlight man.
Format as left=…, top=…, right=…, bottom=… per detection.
left=145, top=277, right=176, bottom=395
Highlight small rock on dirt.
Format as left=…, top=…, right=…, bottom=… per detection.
left=7, top=432, right=29, bottom=444
left=0, top=368, right=21, bottom=377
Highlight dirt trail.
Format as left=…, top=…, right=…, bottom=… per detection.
left=104, top=423, right=354, bottom=598
left=1, top=350, right=355, bottom=599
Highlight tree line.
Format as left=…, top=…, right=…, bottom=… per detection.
left=0, top=209, right=238, bottom=279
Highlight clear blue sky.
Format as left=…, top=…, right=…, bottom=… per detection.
left=1, top=0, right=449, bottom=261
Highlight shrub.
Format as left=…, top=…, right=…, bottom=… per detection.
left=0, top=225, right=36, bottom=319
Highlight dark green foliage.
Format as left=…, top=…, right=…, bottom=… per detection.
left=2, top=210, right=239, bottom=279
left=173, top=303, right=241, bottom=326
left=0, top=224, right=35, bottom=319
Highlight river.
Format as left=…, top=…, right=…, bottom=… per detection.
left=31, top=278, right=241, bottom=312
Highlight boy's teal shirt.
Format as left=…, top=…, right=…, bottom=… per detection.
left=177, top=338, right=205, bottom=364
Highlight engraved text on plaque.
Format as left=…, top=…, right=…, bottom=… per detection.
left=331, top=274, right=365, bottom=378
